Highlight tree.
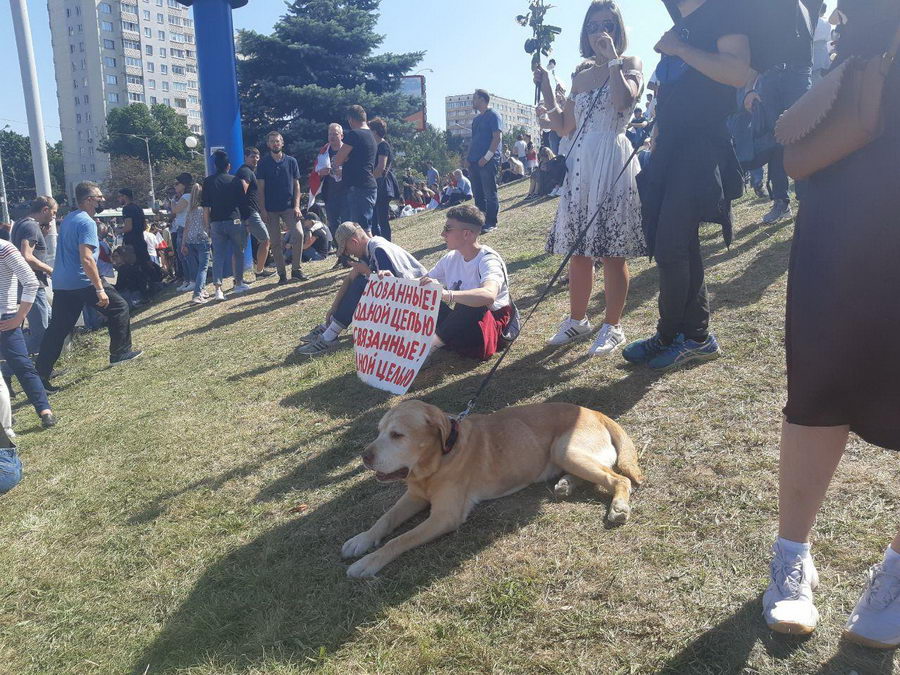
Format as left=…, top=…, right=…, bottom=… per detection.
left=100, top=104, right=196, bottom=163
left=391, top=124, right=462, bottom=178
left=0, top=129, right=67, bottom=206
left=237, top=0, right=424, bottom=166
left=105, top=155, right=153, bottom=206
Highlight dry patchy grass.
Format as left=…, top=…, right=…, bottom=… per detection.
left=0, top=180, right=897, bottom=674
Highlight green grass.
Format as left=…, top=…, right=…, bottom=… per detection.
left=1, top=180, right=897, bottom=674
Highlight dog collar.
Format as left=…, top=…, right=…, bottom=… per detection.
left=443, top=417, right=460, bottom=455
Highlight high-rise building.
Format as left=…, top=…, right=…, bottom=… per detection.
left=48, top=0, right=203, bottom=201
left=445, top=92, right=541, bottom=145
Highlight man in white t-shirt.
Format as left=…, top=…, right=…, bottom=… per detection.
left=419, top=204, right=512, bottom=360
left=513, top=135, right=528, bottom=164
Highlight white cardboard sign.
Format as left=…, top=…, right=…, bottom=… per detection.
left=352, top=275, right=442, bottom=395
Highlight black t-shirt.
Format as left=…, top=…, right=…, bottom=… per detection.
left=376, top=139, right=393, bottom=176
left=11, top=216, right=50, bottom=284
left=342, top=128, right=377, bottom=190
left=748, top=0, right=817, bottom=73
left=656, top=0, right=750, bottom=133
left=234, top=164, right=259, bottom=219
left=201, top=172, right=240, bottom=222
left=122, top=202, right=149, bottom=261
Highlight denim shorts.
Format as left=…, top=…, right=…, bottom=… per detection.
left=0, top=447, right=22, bottom=495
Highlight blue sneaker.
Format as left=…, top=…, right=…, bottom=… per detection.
left=648, top=334, right=721, bottom=371
left=622, top=332, right=669, bottom=365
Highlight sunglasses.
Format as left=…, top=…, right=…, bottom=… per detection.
left=442, top=225, right=467, bottom=234
left=586, top=20, right=617, bottom=35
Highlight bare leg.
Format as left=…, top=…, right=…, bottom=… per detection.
left=778, top=421, right=849, bottom=543
left=255, top=239, right=270, bottom=273
left=600, top=257, right=629, bottom=326
left=568, top=255, right=594, bottom=321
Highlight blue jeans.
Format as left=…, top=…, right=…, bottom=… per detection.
left=0, top=446, right=21, bottom=495
left=749, top=168, right=764, bottom=189
left=468, top=159, right=500, bottom=227
left=301, top=247, right=325, bottom=263
left=333, top=276, right=367, bottom=328
left=24, top=286, right=50, bottom=355
left=188, top=242, right=210, bottom=295
left=210, top=220, right=246, bottom=285
left=1, top=313, right=50, bottom=416
left=340, top=185, right=377, bottom=233
left=760, top=65, right=812, bottom=201
left=172, top=229, right=188, bottom=280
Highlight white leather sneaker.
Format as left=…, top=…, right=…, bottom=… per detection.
left=763, top=540, right=820, bottom=635
left=587, top=323, right=625, bottom=357
left=844, top=558, right=900, bottom=649
left=214, top=287, right=226, bottom=301
left=548, top=317, right=592, bottom=346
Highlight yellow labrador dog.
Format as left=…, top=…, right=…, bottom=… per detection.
left=342, top=400, right=643, bottom=578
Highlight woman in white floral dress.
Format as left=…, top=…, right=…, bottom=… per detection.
left=535, top=0, right=645, bottom=357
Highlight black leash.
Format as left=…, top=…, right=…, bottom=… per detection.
left=456, top=120, right=654, bottom=421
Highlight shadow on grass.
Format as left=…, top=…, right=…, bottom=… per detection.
left=657, top=595, right=809, bottom=673
left=814, top=639, right=896, bottom=674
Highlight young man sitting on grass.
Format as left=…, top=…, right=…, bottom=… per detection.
left=295, top=222, right=426, bottom=356
left=419, top=205, right=512, bottom=361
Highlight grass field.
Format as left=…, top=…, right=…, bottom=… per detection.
left=1, top=179, right=897, bottom=674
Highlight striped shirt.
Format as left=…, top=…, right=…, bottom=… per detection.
left=0, top=240, right=38, bottom=315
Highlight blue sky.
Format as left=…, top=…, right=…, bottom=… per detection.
left=0, top=0, right=673, bottom=144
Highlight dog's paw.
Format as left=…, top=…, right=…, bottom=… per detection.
left=341, top=531, right=378, bottom=559
left=554, top=476, right=575, bottom=498
left=347, top=553, right=384, bottom=579
left=607, top=499, right=631, bottom=525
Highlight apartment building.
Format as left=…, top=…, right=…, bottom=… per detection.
left=445, top=92, right=541, bottom=145
left=48, top=0, right=202, bottom=199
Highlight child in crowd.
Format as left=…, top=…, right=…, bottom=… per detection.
left=419, top=205, right=512, bottom=360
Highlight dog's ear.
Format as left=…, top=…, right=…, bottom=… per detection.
left=422, top=404, right=451, bottom=451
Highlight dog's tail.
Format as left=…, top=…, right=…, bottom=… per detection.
left=607, top=418, right=644, bottom=487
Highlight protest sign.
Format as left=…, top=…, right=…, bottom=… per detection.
left=352, top=275, right=442, bottom=395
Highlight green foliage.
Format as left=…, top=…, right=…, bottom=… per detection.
left=236, top=0, right=424, bottom=167
left=100, top=104, right=197, bottom=162
left=0, top=129, right=66, bottom=206
left=391, top=123, right=462, bottom=178
left=517, top=0, right=561, bottom=65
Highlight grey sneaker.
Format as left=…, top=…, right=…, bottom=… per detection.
left=763, top=199, right=792, bottom=224
left=844, top=559, right=900, bottom=649
left=294, top=336, right=337, bottom=356
left=300, top=324, right=327, bottom=343
left=762, top=540, right=820, bottom=635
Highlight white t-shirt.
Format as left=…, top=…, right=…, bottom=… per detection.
left=428, top=245, right=510, bottom=311
left=513, top=139, right=527, bottom=159
left=172, top=193, right=190, bottom=231
left=143, top=231, right=157, bottom=259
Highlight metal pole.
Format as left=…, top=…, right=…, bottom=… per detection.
left=0, top=145, right=9, bottom=223
left=143, top=136, right=155, bottom=206
left=9, top=0, right=53, bottom=197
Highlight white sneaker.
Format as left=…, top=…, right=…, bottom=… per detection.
left=587, top=323, right=625, bottom=357
left=763, top=540, right=820, bottom=635
left=4, top=427, right=16, bottom=439
left=191, top=295, right=208, bottom=305
left=548, top=317, right=592, bottom=346
left=844, top=556, right=900, bottom=649
left=232, top=283, right=251, bottom=294
left=214, top=288, right=225, bottom=301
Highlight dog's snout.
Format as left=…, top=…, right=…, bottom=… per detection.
left=362, top=451, right=374, bottom=467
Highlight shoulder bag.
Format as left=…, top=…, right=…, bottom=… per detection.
left=480, top=251, right=520, bottom=349
left=775, top=22, right=900, bottom=180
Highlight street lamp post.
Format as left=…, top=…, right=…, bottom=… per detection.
left=110, top=132, right=156, bottom=205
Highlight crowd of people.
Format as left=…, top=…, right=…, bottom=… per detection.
left=0, top=0, right=897, bottom=652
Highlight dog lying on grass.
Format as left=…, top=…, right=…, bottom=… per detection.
left=342, top=400, right=644, bottom=578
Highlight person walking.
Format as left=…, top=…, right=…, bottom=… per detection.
left=36, top=182, right=142, bottom=387
left=466, top=89, right=503, bottom=233
left=202, top=150, right=249, bottom=301
left=623, top=0, right=751, bottom=371
left=10, top=196, right=56, bottom=355
left=760, top=0, right=900, bottom=648
left=180, top=182, right=211, bottom=304
left=256, top=131, right=306, bottom=284
left=370, top=117, right=398, bottom=241
left=236, top=147, right=272, bottom=279
left=0, top=239, right=55, bottom=428
left=332, top=105, right=378, bottom=234
left=536, top=0, right=646, bottom=357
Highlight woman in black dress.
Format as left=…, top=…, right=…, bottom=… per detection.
left=762, top=0, right=900, bottom=648
left=369, top=117, right=397, bottom=241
